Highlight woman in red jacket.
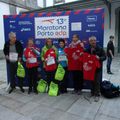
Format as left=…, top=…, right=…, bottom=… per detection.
left=41, top=38, right=57, bottom=86
left=24, top=38, right=40, bottom=94
left=67, top=34, right=84, bottom=95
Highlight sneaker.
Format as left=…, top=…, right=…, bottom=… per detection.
left=9, top=88, right=14, bottom=94
left=34, top=90, right=38, bottom=94
left=77, top=90, right=82, bottom=95
left=20, top=88, right=25, bottom=93
left=60, top=90, right=68, bottom=94
left=72, top=90, right=78, bottom=94
left=94, top=96, right=100, bottom=102
left=107, top=71, right=114, bottom=74
left=28, top=89, right=32, bottom=94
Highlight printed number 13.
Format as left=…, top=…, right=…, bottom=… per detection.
left=57, top=18, right=64, bottom=24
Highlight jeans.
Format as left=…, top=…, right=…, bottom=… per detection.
left=107, top=57, right=112, bottom=72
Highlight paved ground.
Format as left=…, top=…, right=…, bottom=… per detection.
left=0, top=55, right=120, bottom=120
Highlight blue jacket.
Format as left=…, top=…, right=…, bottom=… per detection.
left=58, top=48, right=68, bottom=67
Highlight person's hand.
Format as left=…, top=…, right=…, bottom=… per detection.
left=5, top=55, right=9, bottom=60
left=18, top=58, right=22, bottom=62
left=96, top=55, right=100, bottom=60
left=112, top=55, right=114, bottom=59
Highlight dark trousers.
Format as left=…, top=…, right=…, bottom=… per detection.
left=91, top=69, right=101, bottom=96
left=59, top=67, right=68, bottom=92
left=27, top=67, right=38, bottom=91
left=9, top=62, right=17, bottom=88
left=17, top=77, right=24, bottom=89
left=107, top=57, right=112, bottom=72
left=72, top=70, right=83, bottom=91
left=45, top=71, right=56, bottom=86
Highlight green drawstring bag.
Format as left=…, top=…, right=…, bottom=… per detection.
left=17, top=62, right=25, bottom=78
left=37, top=79, right=47, bottom=93
left=48, top=81, right=58, bottom=96
left=55, top=64, right=65, bottom=81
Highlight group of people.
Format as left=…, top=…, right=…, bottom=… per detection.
left=3, top=31, right=114, bottom=102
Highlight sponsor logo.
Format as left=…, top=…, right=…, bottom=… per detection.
left=88, top=24, right=96, bottom=27
left=87, top=16, right=97, bottom=22
left=18, top=21, right=32, bottom=25
left=86, top=30, right=98, bottom=33
left=21, top=28, right=31, bottom=32
left=9, top=20, right=16, bottom=23
left=10, top=25, right=16, bottom=29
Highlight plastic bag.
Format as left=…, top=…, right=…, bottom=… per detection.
left=55, top=64, right=65, bottom=81
left=37, top=79, right=47, bottom=93
left=48, top=81, right=58, bottom=96
left=17, top=62, right=25, bottom=78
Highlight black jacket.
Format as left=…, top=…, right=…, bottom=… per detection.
left=3, top=40, right=23, bottom=58
left=86, top=45, right=106, bottom=65
left=107, top=40, right=114, bottom=57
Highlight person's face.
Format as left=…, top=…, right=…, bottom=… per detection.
left=89, top=39, right=96, bottom=47
left=28, top=40, right=34, bottom=47
left=46, top=39, right=52, bottom=47
left=59, top=42, right=65, bottom=48
left=72, top=35, right=79, bottom=43
left=10, top=35, right=16, bottom=44
left=110, top=37, right=114, bottom=42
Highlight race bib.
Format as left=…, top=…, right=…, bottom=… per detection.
left=47, top=57, right=55, bottom=66
left=28, top=58, right=37, bottom=63
left=9, top=52, right=18, bottom=62
left=58, top=55, right=67, bottom=61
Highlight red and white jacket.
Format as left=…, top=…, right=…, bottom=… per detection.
left=24, top=46, right=39, bottom=68
left=44, top=48, right=57, bottom=71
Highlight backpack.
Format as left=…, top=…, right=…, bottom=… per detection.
left=101, top=80, right=120, bottom=98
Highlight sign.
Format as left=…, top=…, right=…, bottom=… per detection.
left=3, top=8, right=104, bottom=88
left=35, top=16, right=69, bottom=38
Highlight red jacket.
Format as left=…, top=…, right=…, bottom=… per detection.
left=79, top=53, right=101, bottom=81
left=24, top=46, right=39, bottom=68
left=65, top=43, right=84, bottom=71
left=44, top=48, right=57, bottom=71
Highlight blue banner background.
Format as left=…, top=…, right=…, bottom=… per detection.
left=3, top=8, right=104, bottom=88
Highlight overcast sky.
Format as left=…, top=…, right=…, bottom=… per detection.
left=37, top=0, right=78, bottom=7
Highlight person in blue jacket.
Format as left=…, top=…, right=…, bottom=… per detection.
left=58, top=39, right=68, bottom=93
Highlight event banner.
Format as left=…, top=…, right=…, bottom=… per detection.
left=3, top=8, right=104, bottom=87
left=35, top=16, right=69, bottom=38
